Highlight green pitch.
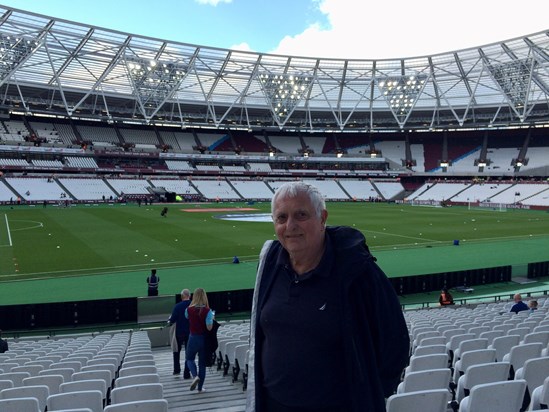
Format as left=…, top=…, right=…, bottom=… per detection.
left=1, top=202, right=549, bottom=305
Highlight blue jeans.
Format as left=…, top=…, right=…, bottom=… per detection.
left=185, top=334, right=206, bottom=390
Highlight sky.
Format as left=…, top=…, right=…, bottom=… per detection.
left=1, top=0, right=548, bottom=59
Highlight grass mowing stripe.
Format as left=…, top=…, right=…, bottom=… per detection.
left=0, top=254, right=262, bottom=281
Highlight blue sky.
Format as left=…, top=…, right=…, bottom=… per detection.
left=1, top=0, right=548, bottom=59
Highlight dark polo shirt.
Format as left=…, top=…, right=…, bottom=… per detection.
left=259, top=235, right=347, bottom=409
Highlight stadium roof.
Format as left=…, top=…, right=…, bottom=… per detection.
left=1, top=5, right=549, bottom=132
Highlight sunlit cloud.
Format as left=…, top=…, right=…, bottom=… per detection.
left=270, top=0, right=549, bottom=60
left=229, top=42, right=255, bottom=53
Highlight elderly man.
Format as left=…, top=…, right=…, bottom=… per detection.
left=246, top=181, right=409, bottom=412
left=168, top=288, right=192, bottom=378
left=510, top=293, right=528, bottom=314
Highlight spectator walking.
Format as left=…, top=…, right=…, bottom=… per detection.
left=186, top=287, right=214, bottom=393
left=168, top=288, right=192, bottom=378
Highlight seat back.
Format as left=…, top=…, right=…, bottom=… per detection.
left=455, top=339, right=488, bottom=361
left=60, top=378, right=107, bottom=401
left=412, top=326, right=436, bottom=340
left=8, top=358, right=31, bottom=366
left=538, top=376, right=549, bottom=408
left=65, top=356, right=90, bottom=367
left=120, top=359, right=155, bottom=369
left=24, top=360, right=54, bottom=370
left=0, top=397, right=41, bottom=412
left=122, top=354, right=154, bottom=363
left=234, top=344, right=249, bottom=367
left=413, top=331, right=440, bottom=348
left=81, top=363, right=116, bottom=379
left=460, top=379, right=527, bottom=412
left=23, top=374, right=64, bottom=396
left=469, top=326, right=491, bottom=338
left=10, top=365, right=44, bottom=377
left=110, top=383, right=163, bottom=404
left=418, top=336, right=446, bottom=347
left=447, top=333, right=475, bottom=352
left=51, top=361, right=83, bottom=373
left=0, top=371, right=31, bottom=387
left=114, top=373, right=160, bottom=388
left=508, top=327, right=531, bottom=341
left=407, top=354, right=448, bottom=373
left=489, top=335, right=520, bottom=361
left=399, top=368, right=451, bottom=393
left=118, top=365, right=157, bottom=378
left=0, top=384, right=49, bottom=412
left=507, top=343, right=543, bottom=372
left=462, top=362, right=510, bottom=389
left=47, top=389, right=103, bottom=412
left=522, top=331, right=549, bottom=346
left=457, top=362, right=510, bottom=401
left=386, top=389, right=450, bottom=412
left=103, top=399, right=168, bottom=412
left=520, top=356, right=549, bottom=394
left=533, top=325, right=549, bottom=333
left=39, top=368, right=74, bottom=383
left=460, top=349, right=496, bottom=372
left=71, top=370, right=112, bottom=392
left=0, top=380, right=14, bottom=391
left=414, top=344, right=447, bottom=357
left=478, top=330, right=504, bottom=346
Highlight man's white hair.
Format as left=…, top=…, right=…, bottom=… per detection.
left=271, top=181, right=326, bottom=218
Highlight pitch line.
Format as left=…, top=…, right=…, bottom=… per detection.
left=4, top=214, right=12, bottom=247
left=9, top=220, right=44, bottom=232
left=361, top=228, right=439, bottom=243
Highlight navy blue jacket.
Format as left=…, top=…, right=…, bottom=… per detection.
left=250, top=226, right=410, bottom=411
left=510, top=301, right=528, bottom=314
left=169, top=299, right=191, bottom=337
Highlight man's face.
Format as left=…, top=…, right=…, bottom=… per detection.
left=272, top=192, right=327, bottom=257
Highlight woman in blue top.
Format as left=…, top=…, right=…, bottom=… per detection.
left=185, top=287, right=214, bottom=392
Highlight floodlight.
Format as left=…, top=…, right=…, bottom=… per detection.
left=258, top=71, right=312, bottom=125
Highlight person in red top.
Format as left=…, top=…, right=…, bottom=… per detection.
left=185, top=287, right=214, bottom=392
left=439, top=288, right=454, bottom=306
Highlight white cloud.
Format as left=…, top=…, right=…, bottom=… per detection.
left=229, top=42, right=255, bottom=53
left=270, top=0, right=549, bottom=59
left=195, top=0, right=232, bottom=6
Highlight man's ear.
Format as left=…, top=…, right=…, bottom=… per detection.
left=321, top=209, right=328, bottom=227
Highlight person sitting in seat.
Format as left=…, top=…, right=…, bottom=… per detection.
left=439, top=288, right=454, bottom=306
left=510, top=293, right=528, bottom=314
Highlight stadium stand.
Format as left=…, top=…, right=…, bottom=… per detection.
left=0, top=4, right=548, bottom=411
